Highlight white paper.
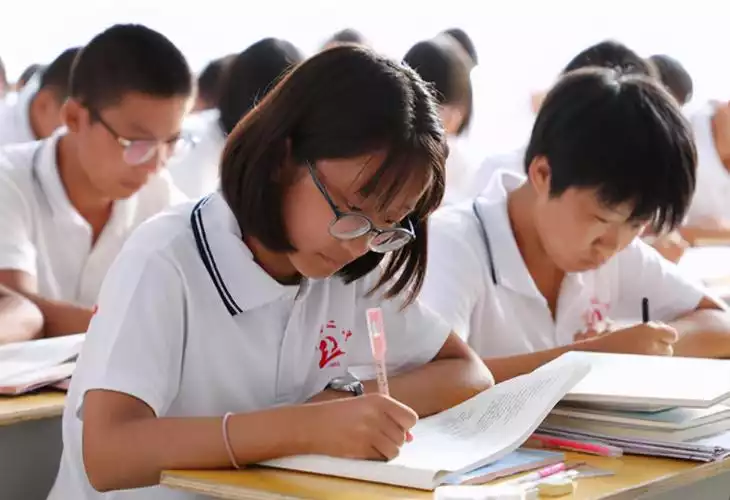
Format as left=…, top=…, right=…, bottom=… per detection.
left=0, top=334, right=84, bottom=382
left=262, top=358, right=590, bottom=489
left=558, top=351, right=730, bottom=408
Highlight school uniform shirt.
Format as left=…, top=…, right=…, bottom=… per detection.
left=48, top=192, right=452, bottom=500
left=442, top=136, right=476, bottom=205
left=166, top=109, right=225, bottom=199
left=685, top=103, right=730, bottom=226
left=0, top=73, right=40, bottom=146
left=0, top=131, right=187, bottom=307
left=468, top=146, right=526, bottom=199
left=421, top=170, right=707, bottom=358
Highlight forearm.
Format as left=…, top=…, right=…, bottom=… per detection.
left=27, top=294, right=93, bottom=337
left=483, top=345, right=578, bottom=383
left=0, top=293, right=44, bottom=344
left=368, top=355, right=493, bottom=417
left=679, top=226, right=730, bottom=246
left=85, top=405, right=309, bottom=492
left=671, top=309, right=730, bottom=358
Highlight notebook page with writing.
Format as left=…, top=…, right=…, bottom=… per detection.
left=558, top=352, right=730, bottom=408
left=0, top=334, right=84, bottom=382
left=261, top=358, right=590, bottom=490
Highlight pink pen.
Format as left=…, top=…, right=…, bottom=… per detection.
left=502, top=462, right=567, bottom=485
left=366, top=308, right=413, bottom=442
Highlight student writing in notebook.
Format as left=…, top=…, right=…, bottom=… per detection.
left=0, top=284, right=43, bottom=344
left=48, top=46, right=493, bottom=499
left=0, top=47, right=79, bottom=146
left=169, top=38, right=303, bottom=198
left=0, top=25, right=192, bottom=339
left=422, top=68, right=730, bottom=384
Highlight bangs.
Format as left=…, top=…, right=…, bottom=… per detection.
left=356, top=136, right=446, bottom=221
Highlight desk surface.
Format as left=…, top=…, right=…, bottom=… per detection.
left=161, top=452, right=730, bottom=500
left=0, top=392, right=66, bottom=427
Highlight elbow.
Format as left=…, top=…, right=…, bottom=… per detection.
left=0, top=295, right=44, bottom=345
left=83, top=446, right=115, bottom=493
left=455, top=354, right=495, bottom=402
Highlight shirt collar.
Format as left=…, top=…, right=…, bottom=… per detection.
left=473, top=169, right=545, bottom=301
left=190, top=192, right=297, bottom=315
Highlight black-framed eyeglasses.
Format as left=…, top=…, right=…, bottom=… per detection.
left=88, top=108, right=196, bottom=166
left=305, top=161, right=416, bottom=253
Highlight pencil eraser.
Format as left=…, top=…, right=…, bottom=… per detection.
left=434, top=484, right=536, bottom=500
left=536, top=477, right=576, bottom=497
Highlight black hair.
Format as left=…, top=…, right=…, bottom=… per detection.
left=196, top=56, right=232, bottom=108
left=0, top=57, right=6, bottom=89
left=39, top=47, right=81, bottom=101
left=220, top=45, right=447, bottom=304
left=562, top=40, right=657, bottom=78
left=403, top=38, right=473, bottom=135
left=648, top=54, right=693, bottom=106
left=69, top=24, right=193, bottom=110
left=218, top=38, right=303, bottom=135
left=323, top=28, right=366, bottom=47
left=442, top=28, right=478, bottom=66
left=525, top=67, right=696, bottom=232
left=17, top=64, right=44, bottom=89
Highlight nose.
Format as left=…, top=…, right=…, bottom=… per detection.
left=340, top=234, right=371, bottom=260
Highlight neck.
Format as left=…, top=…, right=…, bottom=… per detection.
left=56, top=134, right=113, bottom=220
left=507, top=184, right=564, bottom=284
left=243, top=235, right=300, bottom=285
left=27, top=96, right=42, bottom=140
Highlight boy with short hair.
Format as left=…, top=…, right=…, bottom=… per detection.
left=0, top=24, right=193, bottom=338
left=423, top=68, right=730, bottom=383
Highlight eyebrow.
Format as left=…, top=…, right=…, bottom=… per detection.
left=124, top=122, right=181, bottom=142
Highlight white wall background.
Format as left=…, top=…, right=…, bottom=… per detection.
left=1, top=0, right=727, bottom=156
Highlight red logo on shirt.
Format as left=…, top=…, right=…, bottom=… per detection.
left=577, top=297, right=611, bottom=339
left=316, top=320, right=353, bottom=369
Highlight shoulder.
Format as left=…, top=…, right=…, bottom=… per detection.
left=0, top=142, right=38, bottom=197
left=134, top=171, right=189, bottom=218
left=123, top=202, right=198, bottom=264
left=430, top=202, right=484, bottom=253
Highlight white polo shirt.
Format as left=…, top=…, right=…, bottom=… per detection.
left=422, top=170, right=706, bottom=358
left=166, top=109, right=225, bottom=199
left=48, top=192, right=451, bottom=500
left=470, top=146, right=526, bottom=199
left=0, top=74, right=39, bottom=146
left=0, top=131, right=186, bottom=307
left=685, top=103, right=730, bottom=225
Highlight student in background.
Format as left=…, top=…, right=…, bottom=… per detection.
left=321, top=28, right=368, bottom=50
left=169, top=37, right=303, bottom=198
left=15, top=63, right=44, bottom=91
left=441, top=28, right=478, bottom=69
left=681, top=100, right=730, bottom=244
left=0, top=24, right=193, bottom=339
left=0, top=47, right=80, bottom=146
left=0, top=57, right=7, bottom=98
left=0, top=284, right=43, bottom=344
left=423, top=68, right=730, bottom=384
left=649, top=54, right=693, bottom=107
left=191, top=55, right=233, bottom=113
left=404, top=37, right=474, bottom=205
left=48, top=45, right=493, bottom=498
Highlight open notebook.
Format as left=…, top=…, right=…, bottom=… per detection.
left=261, top=357, right=591, bottom=490
left=0, top=334, right=84, bottom=395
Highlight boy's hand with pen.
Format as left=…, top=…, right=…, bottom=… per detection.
left=578, top=322, right=678, bottom=356
left=299, top=394, right=417, bottom=461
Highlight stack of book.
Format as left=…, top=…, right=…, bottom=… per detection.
left=535, top=351, right=730, bottom=461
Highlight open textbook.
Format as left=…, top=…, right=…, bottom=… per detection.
left=261, top=357, right=591, bottom=490
left=0, top=334, right=84, bottom=395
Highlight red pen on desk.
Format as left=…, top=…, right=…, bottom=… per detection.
left=526, top=433, right=623, bottom=457
left=366, top=308, right=413, bottom=442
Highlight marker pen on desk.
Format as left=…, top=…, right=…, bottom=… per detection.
left=527, top=434, right=623, bottom=457
left=366, top=308, right=413, bottom=442
left=642, top=297, right=650, bottom=323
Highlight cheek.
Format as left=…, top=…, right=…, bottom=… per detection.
left=281, top=185, right=336, bottom=252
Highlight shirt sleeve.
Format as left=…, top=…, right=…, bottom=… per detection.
left=419, top=209, right=487, bottom=341
left=616, top=239, right=706, bottom=321
left=76, top=248, right=185, bottom=417
left=0, top=168, right=37, bottom=276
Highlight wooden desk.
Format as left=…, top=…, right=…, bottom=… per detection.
left=161, top=452, right=730, bottom=500
left=0, top=392, right=66, bottom=500
left=0, top=391, right=65, bottom=426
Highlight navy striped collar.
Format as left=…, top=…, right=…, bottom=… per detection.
left=190, top=193, right=295, bottom=315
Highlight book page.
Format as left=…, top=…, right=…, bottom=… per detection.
left=0, top=334, right=84, bottom=382
left=391, top=359, right=590, bottom=478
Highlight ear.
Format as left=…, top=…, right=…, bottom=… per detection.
left=526, top=155, right=552, bottom=199
left=61, top=98, right=88, bottom=133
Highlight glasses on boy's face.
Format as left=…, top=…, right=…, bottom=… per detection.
left=305, top=161, right=416, bottom=254
left=88, top=108, right=195, bottom=166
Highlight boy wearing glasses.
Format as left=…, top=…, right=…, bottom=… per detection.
left=0, top=24, right=193, bottom=339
